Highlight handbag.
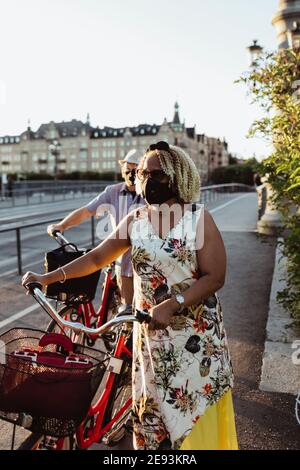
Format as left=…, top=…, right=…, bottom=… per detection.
left=44, top=243, right=101, bottom=302
left=0, top=331, right=104, bottom=419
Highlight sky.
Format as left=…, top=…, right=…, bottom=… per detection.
left=0, top=0, right=279, bottom=159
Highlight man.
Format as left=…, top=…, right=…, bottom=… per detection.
left=47, top=149, right=144, bottom=311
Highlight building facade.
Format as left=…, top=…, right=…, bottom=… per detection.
left=0, top=104, right=229, bottom=184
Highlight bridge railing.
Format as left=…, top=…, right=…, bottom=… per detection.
left=200, top=183, right=255, bottom=203
left=0, top=181, right=110, bottom=208
left=0, top=182, right=256, bottom=275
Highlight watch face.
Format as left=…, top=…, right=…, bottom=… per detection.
left=176, top=294, right=184, bottom=305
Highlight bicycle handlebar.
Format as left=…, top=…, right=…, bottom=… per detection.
left=51, top=230, right=78, bottom=253
left=26, top=282, right=151, bottom=336
left=51, top=230, right=72, bottom=246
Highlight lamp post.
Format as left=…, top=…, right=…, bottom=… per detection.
left=247, top=40, right=263, bottom=67
left=247, top=39, right=283, bottom=235
left=49, top=140, right=61, bottom=180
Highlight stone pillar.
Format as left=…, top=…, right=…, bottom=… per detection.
left=257, top=1, right=300, bottom=235
left=272, top=0, right=300, bottom=49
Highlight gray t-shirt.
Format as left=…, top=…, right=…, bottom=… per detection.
left=86, top=182, right=145, bottom=277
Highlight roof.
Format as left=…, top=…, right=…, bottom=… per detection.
left=90, top=123, right=160, bottom=139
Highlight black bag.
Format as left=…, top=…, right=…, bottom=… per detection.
left=44, top=243, right=101, bottom=302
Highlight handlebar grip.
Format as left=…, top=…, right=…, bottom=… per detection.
left=135, top=310, right=152, bottom=324
left=51, top=230, right=61, bottom=237
left=26, top=282, right=43, bottom=293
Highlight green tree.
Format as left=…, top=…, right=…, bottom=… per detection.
left=238, top=48, right=300, bottom=324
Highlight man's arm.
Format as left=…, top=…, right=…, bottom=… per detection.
left=23, top=213, right=133, bottom=288
left=47, top=207, right=91, bottom=235
left=47, top=185, right=112, bottom=236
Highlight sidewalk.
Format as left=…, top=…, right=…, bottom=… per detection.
left=220, top=230, right=299, bottom=449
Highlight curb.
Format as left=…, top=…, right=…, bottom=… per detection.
left=259, top=238, right=300, bottom=395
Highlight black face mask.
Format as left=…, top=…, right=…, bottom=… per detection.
left=141, top=178, right=174, bottom=205
left=124, top=169, right=136, bottom=187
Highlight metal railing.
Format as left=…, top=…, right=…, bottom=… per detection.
left=0, top=182, right=255, bottom=276
left=200, top=183, right=254, bottom=203
left=0, top=216, right=96, bottom=275
left=0, top=181, right=111, bottom=208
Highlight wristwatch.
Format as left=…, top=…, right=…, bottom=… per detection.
left=175, top=294, right=185, bottom=313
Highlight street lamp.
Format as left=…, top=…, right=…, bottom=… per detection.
left=49, top=140, right=61, bottom=179
left=287, top=21, right=300, bottom=49
left=247, top=40, right=263, bottom=67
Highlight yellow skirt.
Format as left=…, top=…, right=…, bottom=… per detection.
left=180, top=390, right=238, bottom=450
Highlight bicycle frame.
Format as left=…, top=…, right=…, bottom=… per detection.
left=27, top=283, right=150, bottom=450
left=76, top=330, right=133, bottom=449
left=51, top=231, right=119, bottom=332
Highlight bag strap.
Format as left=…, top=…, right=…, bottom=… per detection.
left=60, top=243, right=80, bottom=252
left=39, top=333, right=74, bottom=353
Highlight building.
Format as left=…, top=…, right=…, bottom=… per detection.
left=0, top=103, right=230, bottom=184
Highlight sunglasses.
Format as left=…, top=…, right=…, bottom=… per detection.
left=136, top=169, right=168, bottom=182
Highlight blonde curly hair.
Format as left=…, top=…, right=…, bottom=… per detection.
left=142, top=144, right=201, bottom=203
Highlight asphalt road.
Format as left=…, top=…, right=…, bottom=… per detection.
left=0, top=192, right=299, bottom=450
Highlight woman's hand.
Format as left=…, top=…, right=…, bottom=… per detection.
left=21, top=271, right=49, bottom=293
left=148, top=297, right=178, bottom=330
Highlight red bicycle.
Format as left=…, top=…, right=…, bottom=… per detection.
left=46, top=230, right=121, bottom=350
left=0, top=283, right=150, bottom=450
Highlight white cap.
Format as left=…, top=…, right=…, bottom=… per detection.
left=119, top=148, right=143, bottom=165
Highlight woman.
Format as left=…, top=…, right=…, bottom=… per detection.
left=22, top=141, right=238, bottom=450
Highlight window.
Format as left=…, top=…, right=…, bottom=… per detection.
left=80, top=149, right=87, bottom=159
left=92, top=150, right=99, bottom=159
left=102, top=161, right=116, bottom=170
left=92, top=161, right=99, bottom=170
left=103, top=149, right=116, bottom=158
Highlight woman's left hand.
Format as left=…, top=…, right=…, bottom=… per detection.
left=148, top=298, right=178, bottom=330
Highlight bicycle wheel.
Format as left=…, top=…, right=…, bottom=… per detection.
left=101, top=335, right=133, bottom=446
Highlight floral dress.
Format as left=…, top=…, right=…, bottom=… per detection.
left=129, top=204, right=234, bottom=450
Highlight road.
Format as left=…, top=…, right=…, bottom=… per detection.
left=0, top=192, right=299, bottom=450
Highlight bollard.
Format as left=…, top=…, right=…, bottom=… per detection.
left=16, top=227, right=22, bottom=275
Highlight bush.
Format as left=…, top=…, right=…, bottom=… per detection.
left=210, top=164, right=255, bottom=185
left=238, top=48, right=300, bottom=324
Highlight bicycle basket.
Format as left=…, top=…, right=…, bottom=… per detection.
left=0, top=328, right=109, bottom=437
left=44, top=243, right=101, bottom=302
